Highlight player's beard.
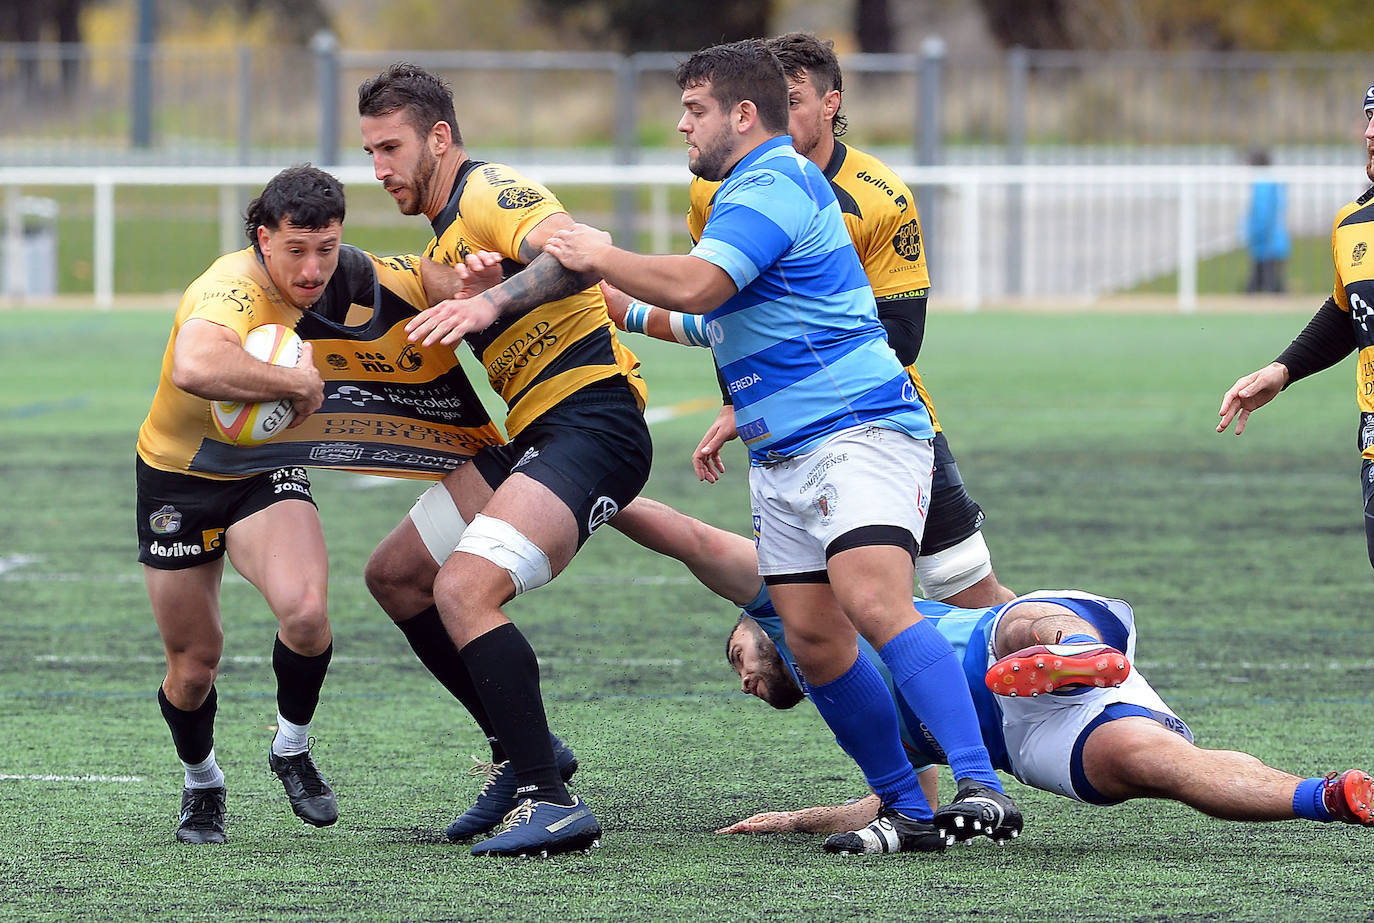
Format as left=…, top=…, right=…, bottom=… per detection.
left=689, top=123, right=736, bottom=182
left=1366, top=145, right=1374, bottom=184
left=399, top=149, right=438, bottom=216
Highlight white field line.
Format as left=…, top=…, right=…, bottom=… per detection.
left=31, top=653, right=683, bottom=667
left=0, top=773, right=145, bottom=783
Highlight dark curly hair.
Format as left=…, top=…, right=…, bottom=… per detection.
left=244, top=164, right=345, bottom=253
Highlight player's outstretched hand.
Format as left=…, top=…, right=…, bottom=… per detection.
left=715, top=811, right=799, bottom=835
left=1217, top=361, right=1289, bottom=435
left=544, top=223, right=613, bottom=273
left=599, top=281, right=632, bottom=330
left=693, top=404, right=738, bottom=483
left=406, top=297, right=499, bottom=348
left=453, top=250, right=504, bottom=300
left=287, top=341, right=324, bottom=425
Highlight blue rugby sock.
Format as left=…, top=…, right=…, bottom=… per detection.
left=881, top=619, right=1003, bottom=791
left=809, top=654, right=930, bottom=820
left=1293, top=777, right=1334, bottom=821
left=1060, top=633, right=1099, bottom=645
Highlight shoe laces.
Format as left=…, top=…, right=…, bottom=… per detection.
left=498, top=798, right=536, bottom=831
left=280, top=738, right=328, bottom=797
left=467, top=756, right=510, bottom=796
left=184, top=788, right=223, bottom=824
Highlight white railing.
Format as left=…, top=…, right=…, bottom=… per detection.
left=0, top=163, right=1364, bottom=310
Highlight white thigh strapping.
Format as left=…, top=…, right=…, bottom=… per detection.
left=916, top=531, right=993, bottom=600
left=408, top=482, right=469, bottom=566
left=454, top=513, right=552, bottom=597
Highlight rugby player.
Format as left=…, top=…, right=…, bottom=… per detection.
left=720, top=591, right=1374, bottom=844
left=1219, top=84, right=1374, bottom=571
left=358, top=63, right=650, bottom=857
left=136, top=165, right=478, bottom=844
left=606, top=32, right=1013, bottom=613
left=541, top=40, right=1022, bottom=856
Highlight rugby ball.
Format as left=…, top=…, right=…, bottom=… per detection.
left=211, top=323, right=303, bottom=446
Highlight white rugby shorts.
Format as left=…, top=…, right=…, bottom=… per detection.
left=987, top=594, right=1191, bottom=803
left=750, top=424, right=934, bottom=576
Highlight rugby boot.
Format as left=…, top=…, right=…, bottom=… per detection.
left=469, top=797, right=603, bottom=857
left=1323, top=769, right=1374, bottom=825
left=822, top=807, right=946, bottom=855
left=175, top=785, right=227, bottom=844
left=985, top=641, right=1130, bottom=698
left=268, top=740, right=338, bottom=827
left=934, top=779, right=1024, bottom=845
left=445, top=733, right=579, bottom=841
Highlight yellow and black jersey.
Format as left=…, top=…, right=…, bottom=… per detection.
left=1329, top=186, right=1374, bottom=460
left=136, top=246, right=503, bottom=480
left=135, top=246, right=368, bottom=479
left=687, top=142, right=940, bottom=429
left=425, top=159, right=647, bottom=437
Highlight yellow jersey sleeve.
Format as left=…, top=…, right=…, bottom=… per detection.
left=687, top=177, right=720, bottom=245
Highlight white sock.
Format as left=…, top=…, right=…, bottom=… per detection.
left=183, top=749, right=225, bottom=789
left=272, top=714, right=311, bottom=756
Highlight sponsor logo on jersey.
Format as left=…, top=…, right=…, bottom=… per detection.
left=496, top=187, right=546, bottom=210
left=857, top=170, right=897, bottom=197
left=482, top=166, right=517, bottom=187
left=894, top=194, right=909, bottom=211
left=902, top=380, right=919, bottom=403
left=331, top=385, right=385, bottom=407
left=309, top=443, right=366, bottom=462
left=201, top=529, right=225, bottom=553
left=398, top=344, right=424, bottom=372
left=353, top=350, right=396, bottom=374
left=738, top=417, right=770, bottom=444
left=485, top=321, right=559, bottom=385
left=587, top=496, right=619, bottom=533
left=727, top=372, right=762, bottom=394
left=814, top=483, right=838, bottom=521
left=1356, top=242, right=1368, bottom=265
left=1351, top=292, right=1374, bottom=334
left=892, top=219, right=922, bottom=262
left=148, top=505, right=182, bottom=535
left=326, top=353, right=349, bottom=370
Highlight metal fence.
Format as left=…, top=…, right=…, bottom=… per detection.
left=3, top=41, right=1372, bottom=168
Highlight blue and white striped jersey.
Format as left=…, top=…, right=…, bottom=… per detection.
left=689, top=136, right=933, bottom=462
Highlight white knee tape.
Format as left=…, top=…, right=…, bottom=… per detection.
left=917, top=531, right=993, bottom=601
left=455, top=513, right=553, bottom=597
left=408, top=483, right=469, bottom=566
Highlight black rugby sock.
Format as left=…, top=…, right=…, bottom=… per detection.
left=158, top=684, right=216, bottom=766
left=273, top=635, right=332, bottom=725
left=458, top=623, right=568, bottom=804
left=397, top=606, right=505, bottom=762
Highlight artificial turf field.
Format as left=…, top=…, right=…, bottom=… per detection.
left=0, top=306, right=1368, bottom=922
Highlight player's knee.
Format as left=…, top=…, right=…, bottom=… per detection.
left=364, top=540, right=425, bottom=612
left=452, top=514, right=552, bottom=599
left=165, top=655, right=219, bottom=704
left=275, top=588, right=330, bottom=651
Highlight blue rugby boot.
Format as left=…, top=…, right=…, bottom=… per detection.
left=445, top=733, right=579, bottom=841
left=469, top=796, right=602, bottom=858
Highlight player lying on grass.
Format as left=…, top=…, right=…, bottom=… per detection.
left=719, top=588, right=1374, bottom=848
